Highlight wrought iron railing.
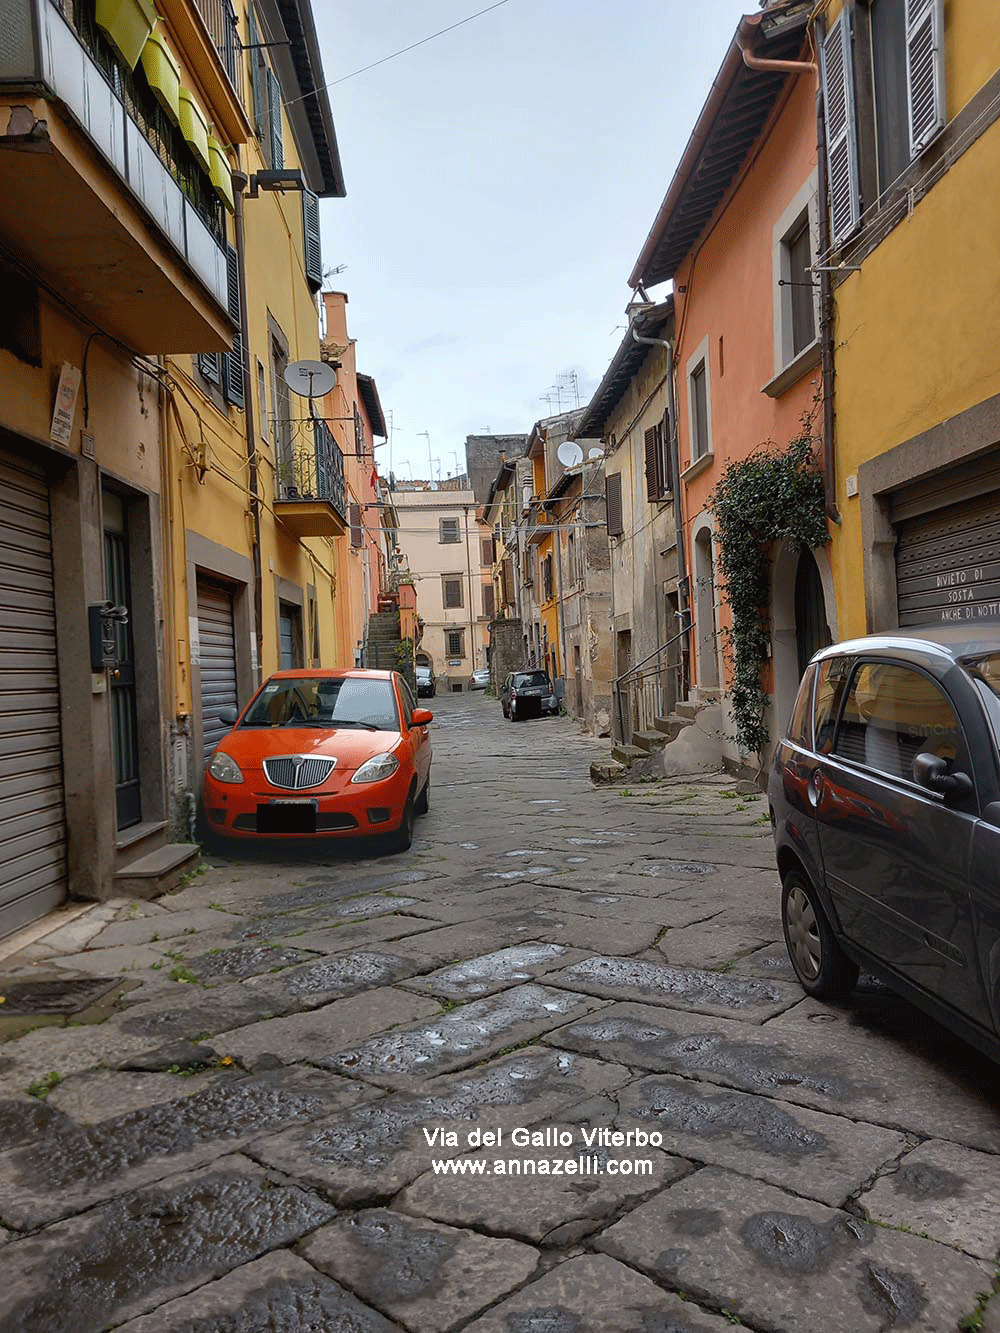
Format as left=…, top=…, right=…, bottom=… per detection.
left=613, top=624, right=690, bottom=744
left=277, top=418, right=347, bottom=523
left=192, top=0, right=245, bottom=103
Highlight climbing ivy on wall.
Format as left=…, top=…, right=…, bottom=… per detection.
left=708, top=412, right=829, bottom=757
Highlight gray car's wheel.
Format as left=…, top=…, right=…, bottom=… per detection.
left=781, top=870, right=859, bottom=1000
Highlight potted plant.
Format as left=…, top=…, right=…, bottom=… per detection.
left=96, top=0, right=159, bottom=70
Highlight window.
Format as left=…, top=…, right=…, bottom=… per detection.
left=786, top=217, right=816, bottom=356
left=302, top=189, right=322, bottom=291
left=787, top=664, right=817, bottom=748
left=481, top=537, right=494, bottom=567
left=439, top=518, right=460, bottom=544
left=542, top=554, right=554, bottom=602
left=446, top=630, right=465, bottom=657
left=482, top=583, right=495, bottom=619
left=197, top=352, right=221, bottom=385
left=644, top=411, right=672, bottom=501
left=833, top=661, right=965, bottom=783
left=350, top=503, right=363, bottom=548
left=256, top=359, right=268, bottom=440
left=278, top=603, right=302, bottom=670
left=690, top=360, right=710, bottom=460
left=605, top=473, right=623, bottom=538
left=814, top=655, right=852, bottom=754
left=222, top=244, right=244, bottom=408
left=0, top=265, right=40, bottom=366
left=443, top=577, right=463, bottom=609
left=819, top=0, right=945, bottom=245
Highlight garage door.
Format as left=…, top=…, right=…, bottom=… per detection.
left=197, top=576, right=239, bottom=764
left=0, top=451, right=66, bottom=939
left=895, top=492, right=1000, bottom=627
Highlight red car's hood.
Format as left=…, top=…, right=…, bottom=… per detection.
left=219, top=725, right=402, bottom=772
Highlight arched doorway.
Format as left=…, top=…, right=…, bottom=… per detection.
left=794, top=548, right=832, bottom=676
left=693, top=523, right=719, bottom=689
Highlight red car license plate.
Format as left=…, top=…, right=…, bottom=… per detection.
left=257, top=799, right=318, bottom=834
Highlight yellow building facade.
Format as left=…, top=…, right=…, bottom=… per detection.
left=816, top=0, right=1000, bottom=633
left=0, top=0, right=348, bottom=936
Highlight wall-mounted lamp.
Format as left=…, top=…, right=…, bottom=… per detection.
left=244, top=169, right=306, bottom=199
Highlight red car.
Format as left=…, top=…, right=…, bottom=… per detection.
left=202, top=669, right=432, bottom=852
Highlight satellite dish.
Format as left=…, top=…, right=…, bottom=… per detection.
left=588, top=447, right=604, bottom=460
left=557, top=439, right=584, bottom=467
left=428, top=481, right=439, bottom=491
left=284, top=360, right=336, bottom=398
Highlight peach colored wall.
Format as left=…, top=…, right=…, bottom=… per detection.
left=673, top=74, right=820, bottom=682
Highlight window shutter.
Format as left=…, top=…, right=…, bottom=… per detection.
left=606, top=472, right=623, bottom=537
left=482, top=583, right=494, bottom=620
left=197, top=352, right=220, bottom=384
left=350, top=502, right=363, bottom=547
left=302, top=188, right=322, bottom=291
left=906, top=0, right=945, bottom=156
left=660, top=410, right=673, bottom=494
left=267, top=68, right=283, bottom=169
left=819, top=13, right=861, bottom=246
left=222, top=244, right=244, bottom=408
left=501, top=558, right=512, bottom=603
left=644, top=424, right=661, bottom=501
left=248, top=4, right=264, bottom=138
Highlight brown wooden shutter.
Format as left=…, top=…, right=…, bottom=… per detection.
left=482, top=583, right=495, bottom=619
left=661, top=410, right=673, bottom=494
left=350, top=503, right=363, bottom=547
left=606, top=473, right=623, bottom=537
left=444, top=578, right=463, bottom=608
left=501, top=558, right=513, bottom=603
left=644, top=425, right=661, bottom=501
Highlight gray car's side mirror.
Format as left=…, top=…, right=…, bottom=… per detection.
left=218, top=706, right=239, bottom=726
left=913, top=752, right=974, bottom=801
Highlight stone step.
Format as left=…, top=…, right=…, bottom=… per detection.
left=113, top=843, right=200, bottom=901
left=590, top=760, right=629, bottom=785
left=674, top=699, right=707, bottom=721
left=653, top=714, right=693, bottom=741
left=632, top=729, right=668, bottom=754
left=611, top=743, right=647, bottom=766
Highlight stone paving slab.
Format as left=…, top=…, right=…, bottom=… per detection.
left=212, top=987, right=442, bottom=1070
left=369, top=921, right=574, bottom=971
left=543, top=955, right=802, bottom=1022
left=182, top=942, right=324, bottom=982
left=399, top=943, right=587, bottom=1001
left=0, top=1021, right=175, bottom=1098
left=110, top=979, right=302, bottom=1045
left=484, top=908, right=665, bottom=955
left=0, top=1155, right=337, bottom=1333
left=43, top=1067, right=221, bottom=1121
left=727, top=940, right=799, bottom=981
left=266, top=913, right=446, bottom=955
left=594, top=1072, right=907, bottom=1206
left=249, top=1049, right=632, bottom=1205
left=87, top=907, right=237, bottom=950
left=116, top=1250, right=403, bottom=1332
left=462, top=1254, right=738, bottom=1333
left=468, top=881, right=693, bottom=925
left=0, top=1066, right=372, bottom=1229
left=856, top=1138, right=1000, bottom=1260
left=325, top=984, right=605, bottom=1088
left=35, top=942, right=176, bottom=978
left=596, top=1166, right=991, bottom=1333
left=398, top=1136, right=691, bottom=1246
left=301, top=1207, right=539, bottom=1332
left=242, top=948, right=427, bottom=1009
left=654, top=920, right=778, bottom=969
left=546, top=1001, right=1000, bottom=1148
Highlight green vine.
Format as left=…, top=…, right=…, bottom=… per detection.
left=708, top=411, right=829, bottom=756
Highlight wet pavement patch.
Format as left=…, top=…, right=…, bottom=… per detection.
left=250, top=1049, right=630, bottom=1205
left=543, top=956, right=798, bottom=1019
left=596, top=1167, right=990, bottom=1333
left=325, top=984, right=601, bottom=1085
left=184, top=945, right=320, bottom=982
left=0, top=1158, right=337, bottom=1333
left=400, top=945, right=571, bottom=1000
left=0, top=976, right=121, bottom=1015
left=0, top=1068, right=369, bottom=1228
left=113, top=1251, right=400, bottom=1332
left=301, top=1208, right=539, bottom=1329
left=257, top=951, right=420, bottom=1003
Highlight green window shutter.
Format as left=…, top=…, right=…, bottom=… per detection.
left=197, top=352, right=220, bottom=384
left=267, top=68, right=283, bottom=169
left=302, top=188, right=322, bottom=290
left=248, top=4, right=264, bottom=138
left=819, top=12, right=861, bottom=246
left=222, top=244, right=245, bottom=408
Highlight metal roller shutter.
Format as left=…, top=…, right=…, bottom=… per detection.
left=0, top=451, right=66, bottom=939
left=895, top=492, right=1000, bottom=627
left=197, top=577, right=239, bottom=764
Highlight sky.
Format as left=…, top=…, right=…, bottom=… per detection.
left=311, top=1, right=758, bottom=482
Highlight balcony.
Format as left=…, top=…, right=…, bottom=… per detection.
left=158, top=0, right=251, bottom=143
left=274, top=418, right=348, bottom=537
left=0, top=0, right=232, bottom=352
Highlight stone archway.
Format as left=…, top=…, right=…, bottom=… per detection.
left=692, top=519, right=720, bottom=689
left=770, top=541, right=836, bottom=741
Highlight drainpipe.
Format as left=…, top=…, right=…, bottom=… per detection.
left=736, top=12, right=818, bottom=76
left=232, top=168, right=264, bottom=685
left=631, top=322, right=690, bottom=700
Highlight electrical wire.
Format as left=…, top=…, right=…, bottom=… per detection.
left=283, top=0, right=517, bottom=107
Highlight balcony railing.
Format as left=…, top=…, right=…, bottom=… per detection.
left=277, top=418, right=347, bottom=524
left=192, top=0, right=245, bottom=104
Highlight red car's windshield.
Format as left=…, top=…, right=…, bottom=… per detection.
left=241, top=677, right=400, bottom=731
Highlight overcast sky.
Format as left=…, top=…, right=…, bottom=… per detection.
left=311, top=1, right=756, bottom=481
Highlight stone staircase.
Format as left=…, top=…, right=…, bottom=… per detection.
left=594, top=693, right=723, bottom=784
left=113, top=820, right=199, bottom=900
left=365, top=611, right=402, bottom=671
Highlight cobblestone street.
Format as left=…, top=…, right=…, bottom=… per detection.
left=1, top=690, right=999, bottom=1332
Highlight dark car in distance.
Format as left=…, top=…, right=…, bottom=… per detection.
left=500, top=670, right=558, bottom=720
left=769, top=625, right=1000, bottom=1064
left=415, top=666, right=435, bottom=698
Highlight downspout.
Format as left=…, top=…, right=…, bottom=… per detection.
left=736, top=13, right=818, bottom=75
left=631, top=323, right=690, bottom=700
left=232, top=168, right=264, bottom=686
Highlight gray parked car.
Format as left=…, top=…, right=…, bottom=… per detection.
left=769, top=625, right=1000, bottom=1064
left=500, top=670, right=557, bottom=720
